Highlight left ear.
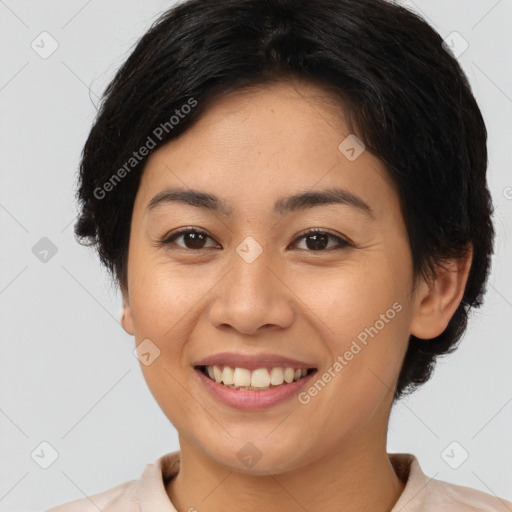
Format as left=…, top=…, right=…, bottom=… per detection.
left=410, top=245, right=473, bottom=340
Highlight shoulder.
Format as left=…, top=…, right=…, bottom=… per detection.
left=46, top=480, right=139, bottom=512
left=46, top=451, right=180, bottom=511
left=426, top=477, right=512, bottom=511
left=390, top=453, right=512, bottom=511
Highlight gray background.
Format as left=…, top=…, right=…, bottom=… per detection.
left=0, top=0, right=511, bottom=510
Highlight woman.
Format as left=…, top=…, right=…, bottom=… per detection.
left=48, top=0, right=511, bottom=510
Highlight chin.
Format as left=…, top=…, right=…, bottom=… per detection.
left=199, top=437, right=312, bottom=476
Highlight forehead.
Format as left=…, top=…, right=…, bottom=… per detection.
left=135, top=80, right=398, bottom=219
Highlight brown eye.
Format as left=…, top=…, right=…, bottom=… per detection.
left=161, top=228, right=218, bottom=250
left=304, top=233, right=329, bottom=250
left=291, top=229, right=351, bottom=251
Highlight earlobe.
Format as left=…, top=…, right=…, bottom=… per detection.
left=410, top=246, right=473, bottom=340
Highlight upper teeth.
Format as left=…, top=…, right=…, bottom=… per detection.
left=205, top=366, right=309, bottom=389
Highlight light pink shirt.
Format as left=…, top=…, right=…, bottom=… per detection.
left=46, top=451, right=512, bottom=511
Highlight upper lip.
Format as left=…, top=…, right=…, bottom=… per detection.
left=193, top=352, right=317, bottom=371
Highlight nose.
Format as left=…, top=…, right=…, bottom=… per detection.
left=207, top=241, right=295, bottom=335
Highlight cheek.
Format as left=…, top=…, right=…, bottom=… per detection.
left=293, top=258, right=408, bottom=342
left=128, top=269, right=202, bottom=424
left=291, top=261, right=411, bottom=409
left=126, top=260, right=200, bottom=382
left=129, top=260, right=207, bottom=338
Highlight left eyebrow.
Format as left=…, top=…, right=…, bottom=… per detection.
left=146, top=186, right=374, bottom=219
left=273, top=187, right=374, bottom=219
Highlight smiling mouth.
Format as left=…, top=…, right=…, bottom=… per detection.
left=196, top=365, right=317, bottom=391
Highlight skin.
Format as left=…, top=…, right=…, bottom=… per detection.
left=121, top=79, right=472, bottom=512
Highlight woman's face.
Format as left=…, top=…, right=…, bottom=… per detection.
left=121, top=79, right=421, bottom=473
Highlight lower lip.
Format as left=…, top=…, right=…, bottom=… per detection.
left=194, top=368, right=317, bottom=411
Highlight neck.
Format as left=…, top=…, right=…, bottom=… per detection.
left=166, top=431, right=405, bottom=512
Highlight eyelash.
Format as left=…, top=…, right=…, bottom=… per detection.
left=159, top=227, right=352, bottom=252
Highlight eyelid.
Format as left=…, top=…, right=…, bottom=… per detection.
left=160, top=226, right=218, bottom=247
left=290, top=227, right=353, bottom=248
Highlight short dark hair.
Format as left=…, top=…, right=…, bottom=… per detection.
left=75, top=0, right=494, bottom=400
